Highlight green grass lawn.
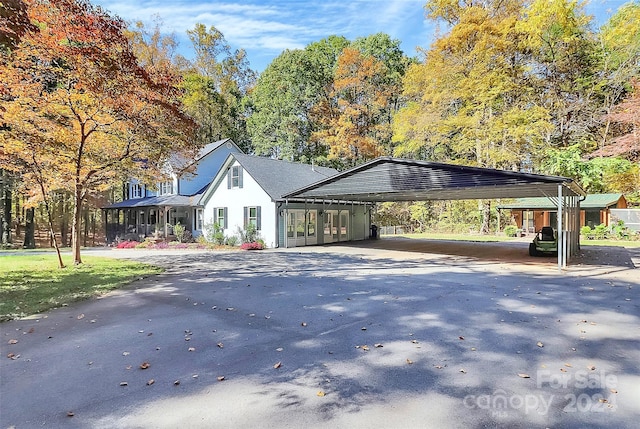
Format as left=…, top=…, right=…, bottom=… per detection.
left=386, top=232, right=516, bottom=242
left=386, top=232, right=640, bottom=247
left=579, top=239, right=640, bottom=247
left=0, top=254, right=163, bottom=321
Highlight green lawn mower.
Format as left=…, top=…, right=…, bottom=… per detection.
left=529, top=226, right=558, bottom=257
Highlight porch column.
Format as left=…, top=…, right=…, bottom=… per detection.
left=145, top=207, right=150, bottom=237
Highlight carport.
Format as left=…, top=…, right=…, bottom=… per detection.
left=285, top=157, right=586, bottom=269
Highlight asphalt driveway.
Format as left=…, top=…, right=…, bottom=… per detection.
left=1, top=244, right=639, bottom=428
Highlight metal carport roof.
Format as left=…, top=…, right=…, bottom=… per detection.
left=285, top=157, right=585, bottom=202
left=284, top=157, right=586, bottom=270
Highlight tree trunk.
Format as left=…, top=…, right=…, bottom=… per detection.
left=61, top=192, right=68, bottom=246
left=72, top=188, right=83, bottom=265
left=479, top=200, right=491, bottom=234
left=37, top=180, right=64, bottom=268
left=23, top=207, right=35, bottom=249
left=14, top=194, right=21, bottom=237
left=83, top=208, right=88, bottom=247
left=2, top=179, right=11, bottom=244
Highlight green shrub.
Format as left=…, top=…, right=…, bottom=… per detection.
left=593, top=223, right=609, bottom=240
left=580, top=225, right=592, bottom=236
left=504, top=225, right=518, bottom=237
left=237, top=223, right=260, bottom=243
left=610, top=220, right=630, bottom=240
left=225, top=235, right=239, bottom=246
left=173, top=222, right=188, bottom=243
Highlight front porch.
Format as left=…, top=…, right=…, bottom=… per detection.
left=103, top=205, right=202, bottom=243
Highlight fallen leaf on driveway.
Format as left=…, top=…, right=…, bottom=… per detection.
left=564, top=363, right=573, bottom=367
left=406, top=359, right=413, bottom=365
left=122, top=352, right=130, bottom=356
left=374, top=343, right=383, bottom=348
left=217, top=376, right=225, bottom=381
left=273, top=361, right=282, bottom=369
left=140, top=362, right=150, bottom=370
left=517, top=373, right=530, bottom=378
left=217, top=342, right=224, bottom=348
left=458, top=336, right=464, bottom=340
left=537, top=342, right=544, bottom=348
left=77, top=314, right=84, bottom=320
left=8, top=339, right=17, bottom=345
left=67, top=411, right=74, bottom=417
left=411, top=339, right=418, bottom=344
left=317, top=391, right=325, bottom=397
left=588, top=365, right=596, bottom=370
left=147, top=379, right=155, bottom=386
left=119, top=382, right=128, bottom=387
left=174, top=380, right=180, bottom=385
left=301, top=322, right=307, bottom=327
left=188, top=347, right=195, bottom=352
left=459, top=369, right=466, bottom=373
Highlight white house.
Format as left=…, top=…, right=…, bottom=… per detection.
left=103, top=138, right=242, bottom=241
left=200, top=153, right=373, bottom=248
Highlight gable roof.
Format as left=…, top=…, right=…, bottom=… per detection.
left=285, top=157, right=585, bottom=202
left=170, top=138, right=239, bottom=172
left=497, top=193, right=624, bottom=210
left=233, top=153, right=338, bottom=200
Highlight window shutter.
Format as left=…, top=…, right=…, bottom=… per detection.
left=243, top=207, right=248, bottom=228
left=223, top=207, right=228, bottom=229
left=227, top=170, right=231, bottom=189
left=213, top=207, right=218, bottom=225
left=256, top=206, right=261, bottom=230
left=238, top=167, right=243, bottom=189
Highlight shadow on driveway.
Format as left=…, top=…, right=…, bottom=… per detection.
left=1, top=249, right=638, bottom=428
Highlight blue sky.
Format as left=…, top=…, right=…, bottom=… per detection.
left=93, top=0, right=630, bottom=72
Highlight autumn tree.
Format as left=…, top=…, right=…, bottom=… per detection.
left=312, top=48, right=390, bottom=165
left=591, top=2, right=640, bottom=158
left=519, top=0, right=600, bottom=150
left=248, top=34, right=409, bottom=166
left=395, top=0, right=553, bottom=232
left=0, top=0, right=197, bottom=265
left=248, top=36, right=349, bottom=162
left=181, top=23, right=256, bottom=152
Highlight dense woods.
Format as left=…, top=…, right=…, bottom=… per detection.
left=1, top=0, right=639, bottom=253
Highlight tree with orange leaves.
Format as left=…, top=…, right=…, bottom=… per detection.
left=312, top=48, right=392, bottom=167
left=0, top=0, right=197, bottom=266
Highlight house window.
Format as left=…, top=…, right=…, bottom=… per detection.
left=159, top=181, right=173, bottom=195
left=214, top=207, right=227, bottom=229
left=244, top=206, right=261, bottom=230
left=227, top=165, right=243, bottom=189
left=131, top=184, right=143, bottom=198
left=232, top=166, right=240, bottom=187
left=195, top=209, right=203, bottom=230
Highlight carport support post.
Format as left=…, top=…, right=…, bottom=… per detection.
left=557, top=185, right=564, bottom=270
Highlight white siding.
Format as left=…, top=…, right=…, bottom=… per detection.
left=203, top=161, right=277, bottom=247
